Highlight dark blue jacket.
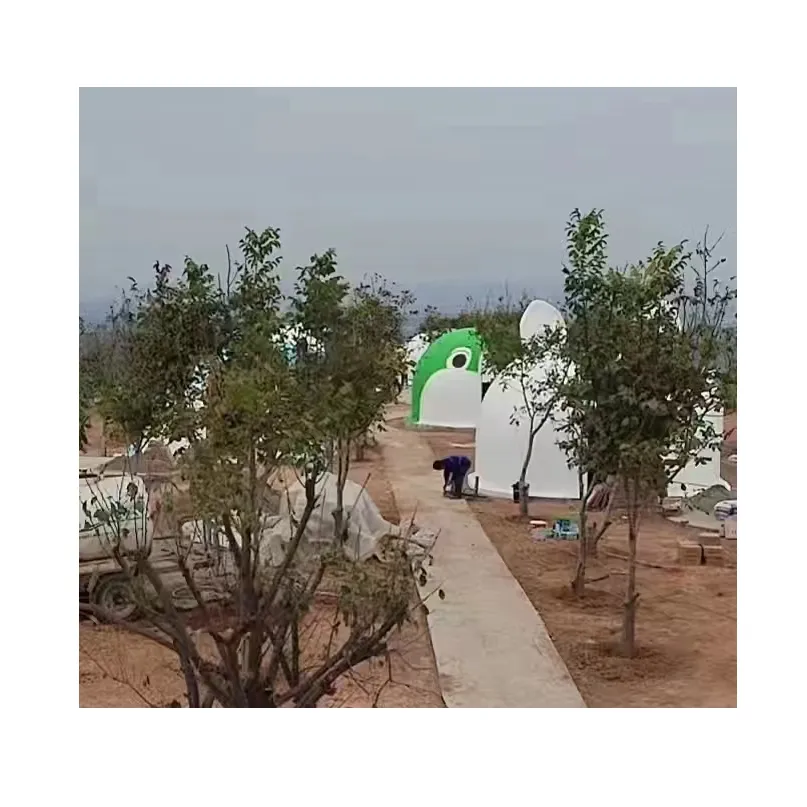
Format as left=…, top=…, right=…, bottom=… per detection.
left=442, top=455, right=471, bottom=484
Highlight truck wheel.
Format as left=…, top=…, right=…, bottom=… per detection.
left=92, top=574, right=139, bottom=621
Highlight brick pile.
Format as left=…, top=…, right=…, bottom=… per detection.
left=703, top=545, right=726, bottom=566
left=677, top=540, right=703, bottom=566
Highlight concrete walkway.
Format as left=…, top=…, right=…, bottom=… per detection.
left=379, top=414, right=585, bottom=708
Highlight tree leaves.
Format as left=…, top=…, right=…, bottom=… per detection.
left=555, top=210, right=735, bottom=490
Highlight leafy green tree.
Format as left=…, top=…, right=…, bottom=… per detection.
left=86, top=282, right=176, bottom=455
left=79, top=317, right=93, bottom=450
left=554, top=211, right=736, bottom=655
left=290, top=255, right=412, bottom=540
left=83, top=227, right=427, bottom=707
left=553, top=209, right=622, bottom=594
left=135, top=256, right=228, bottom=444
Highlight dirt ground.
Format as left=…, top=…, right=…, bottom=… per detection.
left=424, top=427, right=737, bottom=708
left=79, top=438, right=444, bottom=708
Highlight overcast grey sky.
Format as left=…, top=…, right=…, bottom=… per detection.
left=80, top=88, right=736, bottom=314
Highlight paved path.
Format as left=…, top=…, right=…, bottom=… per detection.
left=379, top=411, right=585, bottom=708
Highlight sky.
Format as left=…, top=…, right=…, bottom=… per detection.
left=80, top=88, right=736, bottom=318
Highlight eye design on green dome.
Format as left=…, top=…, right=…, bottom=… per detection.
left=447, top=347, right=471, bottom=369
left=410, top=327, right=483, bottom=425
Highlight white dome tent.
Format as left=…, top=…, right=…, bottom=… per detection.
left=470, top=300, right=579, bottom=499
left=667, top=408, right=730, bottom=498
left=404, top=333, right=430, bottom=384
left=409, top=328, right=484, bottom=429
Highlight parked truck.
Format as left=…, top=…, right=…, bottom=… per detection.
left=79, top=456, right=155, bottom=620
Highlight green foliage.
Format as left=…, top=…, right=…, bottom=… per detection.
left=554, top=209, right=736, bottom=646
left=289, top=256, right=412, bottom=444
left=470, top=293, right=533, bottom=376
left=89, top=226, right=414, bottom=492
left=718, top=325, right=737, bottom=410
left=79, top=316, right=106, bottom=450
left=417, top=305, right=476, bottom=343
left=288, top=259, right=413, bottom=535
left=79, top=326, right=91, bottom=450
left=84, top=225, right=422, bottom=706
left=555, top=212, right=736, bottom=491
left=135, top=257, right=228, bottom=441
left=87, top=288, right=167, bottom=452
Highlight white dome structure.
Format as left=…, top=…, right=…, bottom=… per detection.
left=410, top=328, right=483, bottom=428
left=667, top=408, right=731, bottom=497
left=470, top=300, right=579, bottom=499
left=405, top=333, right=430, bottom=383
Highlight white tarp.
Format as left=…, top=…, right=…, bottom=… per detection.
left=183, top=472, right=435, bottom=566
left=264, top=472, right=410, bottom=564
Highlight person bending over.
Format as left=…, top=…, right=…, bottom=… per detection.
left=433, top=455, right=472, bottom=499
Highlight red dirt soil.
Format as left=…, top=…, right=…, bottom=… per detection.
left=423, top=427, right=736, bottom=708
left=79, top=440, right=444, bottom=708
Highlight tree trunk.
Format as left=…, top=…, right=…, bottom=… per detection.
left=621, top=481, right=640, bottom=658
left=334, top=474, right=344, bottom=543
left=518, top=418, right=540, bottom=517
left=572, top=484, right=591, bottom=596
left=202, top=519, right=221, bottom=568
left=588, top=480, right=615, bottom=559
left=518, top=474, right=529, bottom=516
left=333, top=439, right=350, bottom=542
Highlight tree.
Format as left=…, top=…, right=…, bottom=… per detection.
left=555, top=213, right=735, bottom=655
left=289, top=255, right=413, bottom=541
left=676, top=227, right=737, bottom=424
left=89, top=285, right=169, bottom=455
left=79, top=316, right=93, bottom=450
left=135, top=256, right=228, bottom=445
left=82, top=227, right=431, bottom=706
left=418, top=304, right=476, bottom=343
left=553, top=209, right=622, bottom=595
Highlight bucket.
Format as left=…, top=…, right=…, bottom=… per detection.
left=511, top=482, right=530, bottom=503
